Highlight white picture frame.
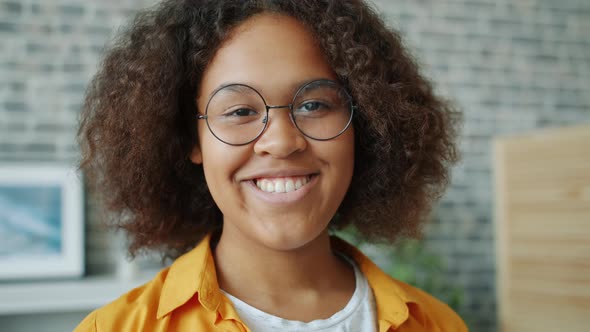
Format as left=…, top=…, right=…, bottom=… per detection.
left=0, top=164, right=84, bottom=280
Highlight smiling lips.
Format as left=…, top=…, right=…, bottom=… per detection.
left=254, top=175, right=313, bottom=193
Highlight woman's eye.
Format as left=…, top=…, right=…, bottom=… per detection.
left=298, top=101, right=326, bottom=112
left=225, top=108, right=258, bottom=117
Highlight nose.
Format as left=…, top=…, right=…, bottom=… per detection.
left=253, top=106, right=307, bottom=158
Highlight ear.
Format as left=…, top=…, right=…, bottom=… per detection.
left=189, top=144, right=203, bottom=165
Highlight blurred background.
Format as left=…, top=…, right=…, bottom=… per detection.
left=0, top=0, right=588, bottom=331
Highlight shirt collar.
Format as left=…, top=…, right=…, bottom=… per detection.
left=157, top=234, right=414, bottom=329
left=330, top=236, right=415, bottom=329
left=157, top=234, right=219, bottom=319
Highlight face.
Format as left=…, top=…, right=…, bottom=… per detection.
left=191, top=13, right=355, bottom=251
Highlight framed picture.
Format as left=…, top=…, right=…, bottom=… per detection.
left=0, top=164, right=84, bottom=280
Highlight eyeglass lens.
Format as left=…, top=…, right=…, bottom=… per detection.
left=204, top=80, right=353, bottom=145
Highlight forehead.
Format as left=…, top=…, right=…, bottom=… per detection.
left=198, top=13, right=337, bottom=102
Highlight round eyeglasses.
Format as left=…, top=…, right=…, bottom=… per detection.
left=197, top=79, right=356, bottom=146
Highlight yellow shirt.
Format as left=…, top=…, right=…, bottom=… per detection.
left=74, top=235, right=468, bottom=331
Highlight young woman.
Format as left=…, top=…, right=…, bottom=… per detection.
left=74, top=1, right=466, bottom=331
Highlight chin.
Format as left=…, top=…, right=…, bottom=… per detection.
left=255, top=227, right=327, bottom=252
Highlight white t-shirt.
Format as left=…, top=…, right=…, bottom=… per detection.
left=222, top=258, right=378, bottom=332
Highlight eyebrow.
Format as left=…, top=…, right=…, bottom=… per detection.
left=207, top=77, right=335, bottom=101
left=211, top=84, right=257, bottom=97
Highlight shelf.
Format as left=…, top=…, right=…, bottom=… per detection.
left=0, top=272, right=156, bottom=315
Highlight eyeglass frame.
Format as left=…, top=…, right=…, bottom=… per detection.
left=196, top=79, right=357, bottom=146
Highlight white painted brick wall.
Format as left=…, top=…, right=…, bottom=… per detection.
left=1, top=1, right=589, bottom=331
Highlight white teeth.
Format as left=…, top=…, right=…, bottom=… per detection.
left=255, top=175, right=312, bottom=193
left=274, top=180, right=285, bottom=193
left=265, top=181, right=274, bottom=193
left=295, top=178, right=302, bottom=189
left=285, top=179, right=295, bottom=193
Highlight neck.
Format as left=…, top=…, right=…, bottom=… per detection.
left=213, top=225, right=354, bottom=306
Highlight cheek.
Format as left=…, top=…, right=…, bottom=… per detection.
left=312, top=129, right=355, bottom=194
left=334, top=132, right=355, bottom=198
left=198, top=122, right=230, bottom=175
left=202, top=142, right=244, bottom=181
left=199, top=134, right=250, bottom=203
left=332, top=129, right=355, bottom=176
left=200, top=143, right=248, bottom=216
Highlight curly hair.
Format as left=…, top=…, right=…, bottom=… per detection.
left=78, top=0, right=459, bottom=258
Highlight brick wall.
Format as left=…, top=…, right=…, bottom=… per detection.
left=1, top=1, right=589, bottom=331
left=0, top=0, right=161, bottom=162
left=371, top=0, right=590, bottom=331
left=0, top=0, right=159, bottom=291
